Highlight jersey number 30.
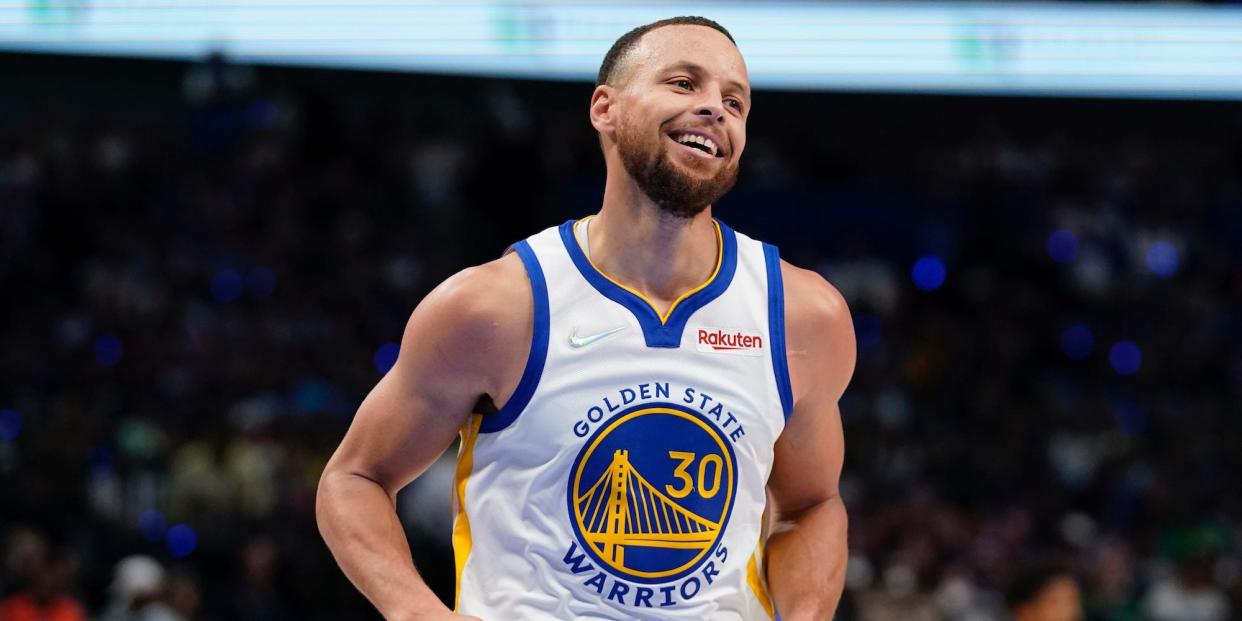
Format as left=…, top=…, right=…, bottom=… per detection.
left=665, top=451, right=723, bottom=499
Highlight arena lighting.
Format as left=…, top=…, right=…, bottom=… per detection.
left=912, top=255, right=947, bottom=291
left=373, top=342, right=400, bottom=375
left=1145, top=240, right=1180, bottom=278
left=2, top=2, right=1241, bottom=100
left=167, top=524, right=199, bottom=558
left=94, top=333, right=124, bottom=368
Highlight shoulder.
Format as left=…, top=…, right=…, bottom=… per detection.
left=415, top=250, right=530, bottom=325
left=419, top=250, right=531, bottom=322
left=399, top=251, right=533, bottom=394
left=778, top=260, right=856, bottom=403
left=779, top=260, right=852, bottom=337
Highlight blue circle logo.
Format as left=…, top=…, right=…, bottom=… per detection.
left=568, top=404, right=736, bottom=583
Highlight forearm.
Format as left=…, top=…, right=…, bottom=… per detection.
left=765, top=495, right=848, bottom=621
left=316, top=469, right=450, bottom=620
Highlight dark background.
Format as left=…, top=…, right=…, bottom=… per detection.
left=2, top=49, right=1240, bottom=620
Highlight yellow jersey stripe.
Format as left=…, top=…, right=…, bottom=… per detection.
left=452, top=414, right=483, bottom=611
left=747, top=551, right=776, bottom=620
left=747, top=502, right=776, bottom=620
left=573, top=215, right=724, bottom=324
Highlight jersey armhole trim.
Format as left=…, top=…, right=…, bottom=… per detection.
left=763, top=243, right=794, bottom=421
left=479, top=239, right=549, bottom=433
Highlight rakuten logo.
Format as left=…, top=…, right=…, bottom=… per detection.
left=695, top=327, right=764, bottom=357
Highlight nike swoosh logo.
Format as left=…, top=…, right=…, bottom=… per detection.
left=568, top=326, right=627, bottom=348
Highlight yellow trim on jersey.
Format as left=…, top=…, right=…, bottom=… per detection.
left=747, top=553, right=775, bottom=620
left=452, top=414, right=483, bottom=611
left=747, top=505, right=776, bottom=620
left=574, top=215, right=723, bottom=324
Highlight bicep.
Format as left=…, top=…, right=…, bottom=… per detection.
left=325, top=266, right=519, bottom=497
left=768, top=264, right=856, bottom=516
left=327, top=345, right=476, bottom=498
left=768, top=394, right=845, bottom=518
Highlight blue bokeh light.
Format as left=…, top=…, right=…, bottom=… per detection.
left=247, top=266, right=277, bottom=298
left=1145, top=241, right=1180, bottom=278
left=1060, top=324, right=1094, bottom=360
left=94, top=334, right=124, bottom=368
left=138, top=509, right=168, bottom=542
left=373, top=343, right=400, bottom=374
left=854, top=315, right=882, bottom=349
left=911, top=256, right=947, bottom=291
left=211, top=269, right=244, bottom=303
left=0, top=408, right=21, bottom=441
left=167, top=524, right=198, bottom=558
left=1109, top=340, right=1142, bottom=375
left=1045, top=229, right=1080, bottom=264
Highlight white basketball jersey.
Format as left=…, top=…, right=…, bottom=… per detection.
left=451, top=216, right=794, bottom=620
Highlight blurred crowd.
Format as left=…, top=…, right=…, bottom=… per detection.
left=1, top=51, right=1240, bottom=621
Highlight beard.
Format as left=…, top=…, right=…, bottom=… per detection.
left=616, top=121, right=739, bottom=220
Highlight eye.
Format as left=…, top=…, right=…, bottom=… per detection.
left=671, top=78, right=693, bottom=90
left=726, top=98, right=744, bottom=111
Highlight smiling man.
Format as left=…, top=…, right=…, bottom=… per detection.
left=317, top=16, right=855, bottom=621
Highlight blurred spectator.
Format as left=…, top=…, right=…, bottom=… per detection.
left=1082, top=539, right=1141, bottom=621
left=0, top=530, right=87, bottom=621
left=1143, top=555, right=1231, bottom=621
left=97, top=556, right=184, bottom=621
left=1005, top=560, right=1082, bottom=621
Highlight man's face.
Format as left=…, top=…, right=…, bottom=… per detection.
left=610, top=25, right=750, bottom=219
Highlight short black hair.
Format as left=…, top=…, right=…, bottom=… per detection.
left=596, top=16, right=736, bottom=87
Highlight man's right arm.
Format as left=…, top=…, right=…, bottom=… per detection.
left=315, top=253, right=531, bottom=621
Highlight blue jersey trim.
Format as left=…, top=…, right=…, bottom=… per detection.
left=480, top=240, right=549, bottom=433
left=763, top=243, right=794, bottom=421
left=558, top=218, right=739, bottom=348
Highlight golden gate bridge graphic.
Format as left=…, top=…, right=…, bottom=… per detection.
left=575, top=449, right=722, bottom=573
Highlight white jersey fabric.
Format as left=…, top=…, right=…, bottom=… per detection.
left=451, top=215, right=794, bottom=620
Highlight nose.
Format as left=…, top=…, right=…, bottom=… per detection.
left=693, top=88, right=726, bottom=123
left=694, top=103, right=725, bottom=124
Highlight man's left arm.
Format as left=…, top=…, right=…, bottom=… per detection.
left=765, top=262, right=857, bottom=620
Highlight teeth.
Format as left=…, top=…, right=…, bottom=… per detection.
left=674, top=132, right=719, bottom=156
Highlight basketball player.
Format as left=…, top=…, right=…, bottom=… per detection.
left=317, top=16, right=855, bottom=620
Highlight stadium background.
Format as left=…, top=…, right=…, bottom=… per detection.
left=2, top=2, right=1241, bottom=620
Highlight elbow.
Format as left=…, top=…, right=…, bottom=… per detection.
left=314, top=465, right=396, bottom=535
left=777, top=492, right=845, bottom=525
left=314, top=465, right=336, bottom=538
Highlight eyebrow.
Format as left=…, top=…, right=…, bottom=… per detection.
left=661, top=61, right=751, bottom=101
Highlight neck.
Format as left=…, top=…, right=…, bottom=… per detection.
left=589, top=168, right=718, bottom=306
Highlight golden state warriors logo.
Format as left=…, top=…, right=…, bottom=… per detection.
left=568, top=404, right=737, bottom=583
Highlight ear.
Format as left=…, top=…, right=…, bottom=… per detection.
left=589, top=85, right=618, bottom=137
